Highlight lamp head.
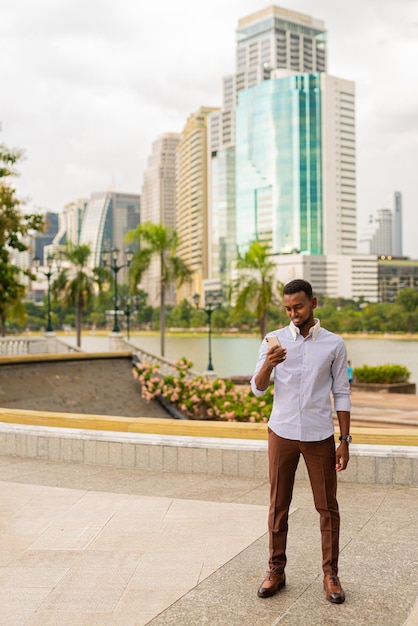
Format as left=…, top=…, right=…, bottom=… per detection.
left=102, top=249, right=110, bottom=266
left=205, top=289, right=224, bottom=309
left=125, top=249, right=134, bottom=266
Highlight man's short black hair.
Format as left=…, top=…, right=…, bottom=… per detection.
left=283, top=279, right=313, bottom=299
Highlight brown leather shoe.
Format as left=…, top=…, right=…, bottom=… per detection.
left=257, top=569, right=286, bottom=598
left=323, top=574, right=345, bottom=604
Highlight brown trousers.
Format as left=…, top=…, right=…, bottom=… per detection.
left=268, top=429, right=340, bottom=576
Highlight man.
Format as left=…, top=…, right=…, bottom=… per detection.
left=251, top=279, right=351, bottom=604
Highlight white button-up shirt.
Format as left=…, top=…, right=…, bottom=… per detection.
left=250, top=319, right=351, bottom=442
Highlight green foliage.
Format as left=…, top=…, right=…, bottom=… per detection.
left=126, top=222, right=191, bottom=355
left=354, top=364, right=410, bottom=384
left=52, top=243, right=98, bottom=347
left=233, top=241, right=283, bottom=339
left=133, top=357, right=273, bottom=422
left=0, top=141, right=44, bottom=335
left=166, top=298, right=195, bottom=328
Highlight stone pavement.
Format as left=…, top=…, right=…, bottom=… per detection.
left=0, top=455, right=417, bottom=625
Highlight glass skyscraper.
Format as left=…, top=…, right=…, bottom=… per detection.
left=79, top=191, right=140, bottom=278
left=235, top=73, right=323, bottom=256
left=208, top=5, right=360, bottom=295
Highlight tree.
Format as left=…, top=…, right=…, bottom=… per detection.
left=395, top=289, right=418, bottom=333
left=0, top=142, right=43, bottom=335
left=52, top=244, right=97, bottom=347
left=232, top=241, right=282, bottom=339
left=126, top=222, right=191, bottom=356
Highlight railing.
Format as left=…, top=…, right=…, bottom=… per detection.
left=0, top=335, right=195, bottom=375
left=119, top=337, right=200, bottom=379
left=0, top=336, right=81, bottom=356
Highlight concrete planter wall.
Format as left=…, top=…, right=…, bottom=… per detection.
left=352, top=381, right=416, bottom=394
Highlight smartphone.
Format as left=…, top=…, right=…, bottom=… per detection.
left=266, top=335, right=282, bottom=350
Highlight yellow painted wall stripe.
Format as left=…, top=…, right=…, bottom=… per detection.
left=0, top=408, right=417, bottom=446
left=0, top=352, right=133, bottom=365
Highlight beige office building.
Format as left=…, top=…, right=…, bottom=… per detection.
left=176, top=107, right=219, bottom=302
left=232, top=5, right=327, bottom=98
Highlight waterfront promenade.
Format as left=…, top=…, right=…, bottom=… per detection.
left=0, top=389, right=418, bottom=625
left=0, top=455, right=417, bottom=625
left=0, top=351, right=417, bottom=624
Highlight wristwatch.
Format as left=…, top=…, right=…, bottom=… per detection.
left=339, top=435, right=352, bottom=444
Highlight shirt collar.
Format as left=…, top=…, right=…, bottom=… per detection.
left=289, top=318, right=321, bottom=340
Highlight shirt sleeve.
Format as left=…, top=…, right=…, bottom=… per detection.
left=250, top=337, right=269, bottom=397
left=331, top=340, right=351, bottom=412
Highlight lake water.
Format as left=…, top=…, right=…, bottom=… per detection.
left=64, top=333, right=418, bottom=387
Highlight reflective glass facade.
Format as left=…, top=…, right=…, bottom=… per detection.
left=80, top=192, right=140, bottom=272
left=235, top=73, right=322, bottom=255
left=210, top=147, right=236, bottom=281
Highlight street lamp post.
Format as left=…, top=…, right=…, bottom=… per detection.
left=193, top=290, right=224, bottom=372
left=123, top=295, right=140, bottom=340
left=102, top=248, right=133, bottom=333
left=33, top=255, right=62, bottom=333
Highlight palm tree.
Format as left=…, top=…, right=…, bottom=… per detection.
left=126, top=222, right=191, bottom=356
left=233, top=240, right=282, bottom=339
left=52, top=244, right=96, bottom=347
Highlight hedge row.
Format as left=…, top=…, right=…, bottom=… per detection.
left=353, top=364, right=410, bottom=384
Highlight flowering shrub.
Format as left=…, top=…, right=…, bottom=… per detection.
left=132, top=356, right=272, bottom=423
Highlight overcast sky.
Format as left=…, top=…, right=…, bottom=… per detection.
left=1, top=0, right=417, bottom=257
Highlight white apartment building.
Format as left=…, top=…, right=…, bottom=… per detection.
left=271, top=253, right=379, bottom=302
left=319, top=73, right=357, bottom=255
left=140, top=133, right=179, bottom=307
left=392, top=191, right=403, bottom=257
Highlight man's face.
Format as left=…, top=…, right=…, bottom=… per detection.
left=283, top=291, right=317, bottom=331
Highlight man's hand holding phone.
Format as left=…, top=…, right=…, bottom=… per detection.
left=265, top=335, right=287, bottom=367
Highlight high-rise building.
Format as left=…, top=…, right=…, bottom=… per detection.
left=372, top=209, right=393, bottom=256
left=177, top=107, right=219, bottom=300
left=208, top=6, right=334, bottom=282
left=79, top=191, right=140, bottom=280
left=234, top=70, right=356, bottom=257
left=392, top=191, right=403, bottom=257
left=205, top=4, right=376, bottom=300
left=234, top=5, right=327, bottom=91
left=47, top=198, right=87, bottom=256
left=140, top=133, right=179, bottom=307
left=207, top=114, right=236, bottom=282
left=33, top=212, right=59, bottom=263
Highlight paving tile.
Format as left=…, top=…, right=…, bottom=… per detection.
left=0, top=565, right=67, bottom=588
left=0, top=588, right=51, bottom=624
left=0, top=457, right=416, bottom=625
left=38, top=586, right=125, bottom=613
